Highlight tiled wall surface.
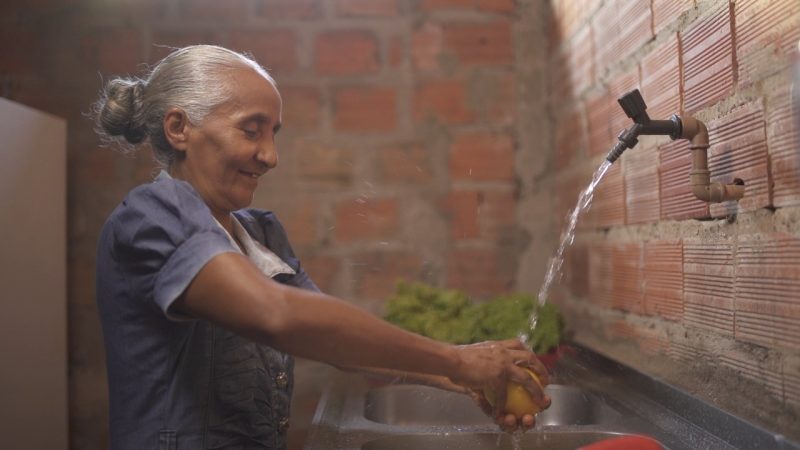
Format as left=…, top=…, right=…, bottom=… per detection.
left=546, top=0, right=800, bottom=436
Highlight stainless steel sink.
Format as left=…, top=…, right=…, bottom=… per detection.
left=361, top=431, right=637, bottom=450
left=305, top=345, right=800, bottom=450
left=365, top=384, right=620, bottom=427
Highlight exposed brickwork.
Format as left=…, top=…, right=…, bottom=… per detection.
left=256, top=0, right=321, bottom=20
left=707, top=101, right=771, bottom=217
left=315, top=30, right=380, bottom=75
left=719, top=347, right=784, bottom=401
left=644, top=240, right=683, bottom=320
left=589, top=160, right=625, bottom=228
left=413, top=78, right=476, bottom=124
left=293, top=139, right=355, bottom=188
left=609, top=320, right=668, bottom=355
left=448, top=131, right=515, bottom=181
left=735, top=0, right=800, bottom=87
left=640, top=32, right=681, bottom=120
left=280, top=85, right=322, bottom=130
left=334, top=0, right=399, bottom=17
left=588, top=242, right=614, bottom=308
left=611, top=242, right=644, bottom=313
left=566, top=26, right=594, bottom=96
left=273, top=197, right=319, bottom=248
left=352, top=251, right=424, bottom=300
left=442, top=20, right=513, bottom=66
left=652, top=0, right=694, bottom=35
left=411, top=22, right=443, bottom=71
left=333, top=197, right=399, bottom=242
left=735, top=234, right=800, bottom=349
left=681, top=2, right=734, bottom=113
left=7, top=0, right=800, bottom=446
left=375, top=143, right=434, bottom=184
left=446, top=247, right=514, bottom=297
left=683, top=239, right=735, bottom=336
left=300, top=254, right=341, bottom=294
left=592, top=0, right=652, bottom=76
left=564, top=244, right=589, bottom=298
left=421, top=0, right=514, bottom=13
left=477, top=189, right=516, bottom=240
left=767, top=85, right=800, bottom=207
left=553, top=107, right=584, bottom=170
left=80, top=28, right=143, bottom=75
left=439, top=190, right=481, bottom=240
left=624, top=141, right=660, bottom=224
left=177, top=0, right=247, bottom=20
left=546, top=0, right=800, bottom=430
left=585, top=89, right=614, bottom=155
left=333, top=86, right=397, bottom=131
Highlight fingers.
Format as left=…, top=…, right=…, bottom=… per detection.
left=470, top=390, right=493, bottom=417
left=496, top=413, right=536, bottom=433
left=490, top=380, right=508, bottom=418
left=521, top=413, right=536, bottom=429
left=509, top=350, right=550, bottom=386
left=507, top=364, right=548, bottom=408
left=497, top=413, right=517, bottom=432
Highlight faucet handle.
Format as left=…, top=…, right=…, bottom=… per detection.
left=618, top=89, right=650, bottom=124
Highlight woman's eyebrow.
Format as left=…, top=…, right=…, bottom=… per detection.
left=240, top=113, right=271, bottom=125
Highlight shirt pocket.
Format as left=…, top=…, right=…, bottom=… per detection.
left=158, top=429, right=176, bottom=450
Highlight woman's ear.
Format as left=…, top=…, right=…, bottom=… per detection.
left=163, top=107, right=190, bottom=152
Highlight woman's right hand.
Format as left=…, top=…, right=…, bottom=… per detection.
left=448, top=339, right=550, bottom=430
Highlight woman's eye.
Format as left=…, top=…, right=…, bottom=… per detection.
left=243, top=129, right=260, bottom=139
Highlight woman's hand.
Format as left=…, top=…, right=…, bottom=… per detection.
left=448, top=339, right=550, bottom=430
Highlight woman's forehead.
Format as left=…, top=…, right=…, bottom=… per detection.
left=219, top=68, right=281, bottom=117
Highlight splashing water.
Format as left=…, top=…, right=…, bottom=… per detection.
left=537, top=160, right=614, bottom=306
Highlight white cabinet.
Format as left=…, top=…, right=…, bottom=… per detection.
left=0, top=98, right=68, bottom=449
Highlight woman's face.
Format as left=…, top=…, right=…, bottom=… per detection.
left=178, top=67, right=282, bottom=217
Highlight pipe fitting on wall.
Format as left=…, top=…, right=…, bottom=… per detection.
left=679, top=116, right=745, bottom=203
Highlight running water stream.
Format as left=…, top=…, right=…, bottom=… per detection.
left=528, top=160, right=614, bottom=332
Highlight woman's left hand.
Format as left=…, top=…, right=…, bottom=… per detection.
left=467, top=388, right=538, bottom=432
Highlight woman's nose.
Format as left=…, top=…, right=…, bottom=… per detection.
left=257, top=140, right=278, bottom=169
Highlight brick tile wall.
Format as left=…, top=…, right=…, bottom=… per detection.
left=644, top=240, right=683, bottom=320
left=681, top=2, right=734, bottom=113
left=5, top=0, right=800, bottom=446
left=735, top=234, right=800, bottom=349
left=683, top=239, right=735, bottom=336
left=707, top=101, right=771, bottom=216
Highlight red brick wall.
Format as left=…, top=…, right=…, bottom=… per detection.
left=0, top=0, right=532, bottom=448
left=546, top=0, right=800, bottom=435
left=4, top=0, right=799, bottom=446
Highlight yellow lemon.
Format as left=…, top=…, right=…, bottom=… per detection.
left=485, top=368, right=544, bottom=416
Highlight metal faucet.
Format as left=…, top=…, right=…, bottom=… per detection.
left=605, top=89, right=745, bottom=203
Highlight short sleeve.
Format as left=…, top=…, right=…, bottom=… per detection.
left=110, top=178, right=238, bottom=319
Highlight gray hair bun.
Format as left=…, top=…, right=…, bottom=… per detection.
left=96, top=78, right=147, bottom=145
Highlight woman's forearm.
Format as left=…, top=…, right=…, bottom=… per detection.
left=176, top=252, right=465, bottom=381
left=176, top=252, right=548, bottom=398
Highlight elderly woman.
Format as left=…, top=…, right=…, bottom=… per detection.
left=93, top=45, right=549, bottom=450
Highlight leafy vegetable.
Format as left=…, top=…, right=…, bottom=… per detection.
left=384, top=282, right=564, bottom=354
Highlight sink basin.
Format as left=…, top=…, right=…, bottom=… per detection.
left=364, top=384, right=617, bottom=427
left=305, top=345, right=800, bottom=450
left=361, top=431, right=645, bottom=450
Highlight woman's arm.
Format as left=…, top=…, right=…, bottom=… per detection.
left=173, top=252, right=549, bottom=418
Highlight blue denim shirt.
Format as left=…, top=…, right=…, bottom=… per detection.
left=96, top=173, right=318, bottom=450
